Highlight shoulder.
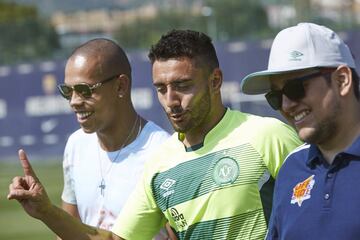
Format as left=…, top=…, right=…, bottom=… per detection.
left=67, top=128, right=94, bottom=142
left=145, top=121, right=170, bottom=138
left=226, top=110, right=302, bottom=167
left=242, top=113, right=291, bottom=132
left=140, top=121, right=170, bottom=147
left=143, top=133, right=181, bottom=170
left=228, top=110, right=298, bottom=140
left=148, top=132, right=179, bottom=155
left=284, top=143, right=311, bottom=163
left=278, top=143, right=311, bottom=174
left=65, top=129, right=97, bottom=152
left=227, top=109, right=287, bottom=128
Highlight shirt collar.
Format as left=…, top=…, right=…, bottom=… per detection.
left=306, top=135, right=360, bottom=167
left=346, top=135, right=360, bottom=156
left=306, top=144, right=322, bottom=167
left=177, top=108, right=229, bottom=151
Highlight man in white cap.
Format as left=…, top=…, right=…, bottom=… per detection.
left=241, top=22, right=360, bottom=239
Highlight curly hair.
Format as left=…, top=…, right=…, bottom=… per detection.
left=148, top=29, right=219, bottom=72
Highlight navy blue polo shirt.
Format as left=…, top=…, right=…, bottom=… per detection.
left=267, top=137, right=360, bottom=240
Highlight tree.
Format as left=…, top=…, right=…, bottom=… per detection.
left=114, top=9, right=207, bottom=50
left=113, top=0, right=271, bottom=50
left=0, top=2, right=60, bottom=65
left=205, top=0, right=270, bottom=41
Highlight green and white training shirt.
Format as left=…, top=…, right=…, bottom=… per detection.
left=112, top=109, right=302, bottom=239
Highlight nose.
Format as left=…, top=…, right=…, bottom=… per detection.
left=281, top=94, right=297, bottom=112
left=163, top=87, right=181, bottom=109
left=69, top=90, right=84, bottom=107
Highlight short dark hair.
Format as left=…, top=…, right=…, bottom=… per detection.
left=148, top=29, right=219, bottom=72
left=352, top=68, right=360, bottom=100
left=71, top=38, right=132, bottom=80
left=321, top=67, right=359, bottom=100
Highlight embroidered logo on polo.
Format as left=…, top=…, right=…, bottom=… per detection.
left=289, top=50, right=304, bottom=61
left=291, top=175, right=315, bottom=207
left=170, top=207, right=188, bottom=230
left=212, top=157, right=239, bottom=186
left=160, top=178, right=176, bottom=197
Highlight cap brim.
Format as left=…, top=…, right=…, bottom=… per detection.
left=240, top=70, right=284, bottom=95
left=240, top=66, right=317, bottom=94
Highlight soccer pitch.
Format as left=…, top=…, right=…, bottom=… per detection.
left=0, top=160, right=63, bottom=240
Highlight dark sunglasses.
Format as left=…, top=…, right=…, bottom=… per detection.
left=57, top=74, right=119, bottom=100
left=265, top=71, right=332, bottom=110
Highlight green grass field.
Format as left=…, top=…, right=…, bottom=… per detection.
left=0, top=160, right=63, bottom=240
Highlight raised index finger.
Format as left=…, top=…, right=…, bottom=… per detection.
left=18, top=149, right=37, bottom=178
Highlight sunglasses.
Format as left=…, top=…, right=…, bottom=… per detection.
left=265, top=71, right=332, bottom=110
left=57, top=74, right=119, bottom=100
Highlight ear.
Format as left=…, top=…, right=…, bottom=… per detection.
left=210, top=68, right=223, bottom=93
left=334, top=65, right=352, bottom=97
left=116, top=74, right=130, bottom=98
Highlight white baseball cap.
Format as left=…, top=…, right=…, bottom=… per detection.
left=241, top=22, right=356, bottom=94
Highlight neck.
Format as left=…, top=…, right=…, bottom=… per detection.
left=319, top=107, right=360, bottom=164
left=183, top=106, right=226, bottom=147
left=97, top=110, right=143, bottom=151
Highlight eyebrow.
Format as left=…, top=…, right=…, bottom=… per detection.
left=153, top=78, right=193, bottom=86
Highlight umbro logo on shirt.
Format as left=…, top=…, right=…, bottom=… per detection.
left=160, top=178, right=176, bottom=191
left=291, top=175, right=315, bottom=207
left=160, top=178, right=176, bottom=197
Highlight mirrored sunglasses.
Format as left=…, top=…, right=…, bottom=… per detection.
left=57, top=74, right=118, bottom=100
left=265, top=71, right=331, bottom=110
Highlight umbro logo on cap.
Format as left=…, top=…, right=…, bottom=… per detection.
left=289, top=50, right=303, bottom=61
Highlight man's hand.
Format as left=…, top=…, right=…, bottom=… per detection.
left=7, top=149, right=121, bottom=240
left=7, top=149, right=52, bottom=220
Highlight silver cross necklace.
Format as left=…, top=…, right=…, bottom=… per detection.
left=98, top=115, right=141, bottom=197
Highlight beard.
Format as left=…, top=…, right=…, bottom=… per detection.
left=302, top=100, right=341, bottom=145
left=168, top=87, right=211, bottom=134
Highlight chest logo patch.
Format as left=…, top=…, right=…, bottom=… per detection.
left=213, top=157, right=239, bottom=186
left=291, top=175, right=315, bottom=207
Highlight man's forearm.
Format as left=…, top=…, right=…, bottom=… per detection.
left=40, top=204, right=114, bottom=240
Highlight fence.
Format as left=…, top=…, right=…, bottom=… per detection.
left=1, top=31, right=359, bottom=159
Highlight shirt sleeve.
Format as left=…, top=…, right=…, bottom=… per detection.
left=266, top=179, right=280, bottom=240
left=266, top=214, right=279, bottom=240
left=61, top=138, right=77, bottom=204
left=112, top=165, right=166, bottom=240
left=252, top=118, right=303, bottom=178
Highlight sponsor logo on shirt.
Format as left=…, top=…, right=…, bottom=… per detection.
left=170, top=207, right=188, bottom=230
left=291, top=175, right=315, bottom=207
left=212, top=157, right=239, bottom=186
left=160, top=178, right=176, bottom=197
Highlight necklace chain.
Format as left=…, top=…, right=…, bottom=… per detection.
left=98, top=115, right=142, bottom=197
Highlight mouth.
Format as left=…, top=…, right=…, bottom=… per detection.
left=76, top=111, right=93, bottom=121
left=293, top=110, right=310, bottom=123
left=168, top=112, right=185, bottom=122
